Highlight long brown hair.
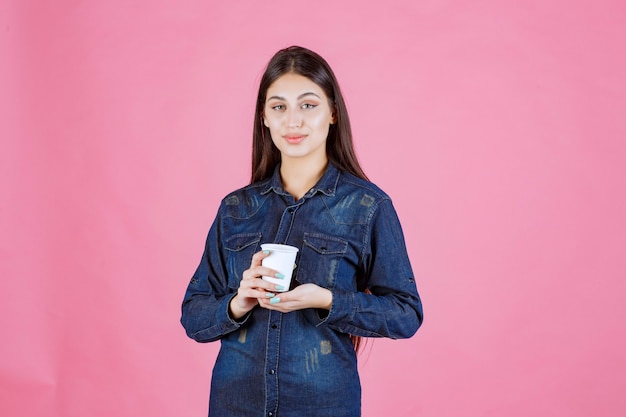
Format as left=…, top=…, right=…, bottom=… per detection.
left=251, top=46, right=368, bottom=351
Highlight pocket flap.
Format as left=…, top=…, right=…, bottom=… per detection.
left=303, top=233, right=347, bottom=255
left=225, top=233, right=262, bottom=252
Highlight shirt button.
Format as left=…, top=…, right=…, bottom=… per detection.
left=269, top=369, right=275, bottom=375
left=271, top=324, right=278, bottom=329
left=268, top=412, right=274, bottom=417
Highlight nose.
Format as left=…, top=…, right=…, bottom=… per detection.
left=287, top=109, right=302, bottom=128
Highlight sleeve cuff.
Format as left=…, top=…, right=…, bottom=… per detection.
left=315, top=290, right=355, bottom=327
left=222, top=292, right=252, bottom=330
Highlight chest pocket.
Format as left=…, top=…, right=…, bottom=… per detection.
left=224, top=232, right=262, bottom=289
left=295, top=233, right=348, bottom=290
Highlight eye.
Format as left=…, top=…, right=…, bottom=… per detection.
left=271, top=104, right=286, bottom=111
left=301, top=103, right=317, bottom=110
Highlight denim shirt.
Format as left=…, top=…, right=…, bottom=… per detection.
left=181, top=163, right=423, bottom=417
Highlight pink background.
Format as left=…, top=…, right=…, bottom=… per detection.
left=2, top=1, right=625, bottom=416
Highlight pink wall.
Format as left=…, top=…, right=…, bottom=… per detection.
left=2, top=1, right=625, bottom=416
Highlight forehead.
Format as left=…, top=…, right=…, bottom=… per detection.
left=266, top=73, right=327, bottom=100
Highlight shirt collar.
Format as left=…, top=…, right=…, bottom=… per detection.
left=260, top=162, right=340, bottom=198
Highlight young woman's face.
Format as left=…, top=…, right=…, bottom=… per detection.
left=263, top=73, right=335, bottom=165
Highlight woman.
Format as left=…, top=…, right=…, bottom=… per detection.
left=181, top=46, right=423, bottom=417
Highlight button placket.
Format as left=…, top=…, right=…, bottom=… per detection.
left=266, top=202, right=301, bottom=415
left=273, top=203, right=302, bottom=245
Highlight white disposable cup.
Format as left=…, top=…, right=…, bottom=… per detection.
left=261, top=243, right=299, bottom=292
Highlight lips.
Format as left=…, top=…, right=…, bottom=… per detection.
left=284, top=135, right=306, bottom=144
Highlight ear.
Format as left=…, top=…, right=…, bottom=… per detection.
left=262, top=115, right=269, bottom=127
left=330, top=113, right=337, bottom=125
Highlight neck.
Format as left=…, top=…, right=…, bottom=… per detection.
left=280, top=156, right=328, bottom=201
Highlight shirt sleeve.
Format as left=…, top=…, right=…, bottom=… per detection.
left=180, top=206, right=251, bottom=343
left=319, top=198, right=424, bottom=339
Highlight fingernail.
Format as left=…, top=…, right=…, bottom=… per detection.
left=265, top=292, right=275, bottom=298
left=263, top=250, right=270, bottom=254
left=270, top=297, right=280, bottom=304
left=275, top=285, right=285, bottom=291
left=275, top=273, right=285, bottom=279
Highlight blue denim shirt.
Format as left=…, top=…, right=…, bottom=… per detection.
left=181, top=163, right=423, bottom=417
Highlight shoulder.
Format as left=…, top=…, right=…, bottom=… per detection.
left=336, top=171, right=391, bottom=205
left=323, top=171, right=393, bottom=225
left=218, top=178, right=271, bottom=219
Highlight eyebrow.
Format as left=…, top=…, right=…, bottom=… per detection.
left=266, top=92, right=321, bottom=102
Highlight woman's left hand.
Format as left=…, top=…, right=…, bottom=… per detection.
left=258, top=283, right=332, bottom=313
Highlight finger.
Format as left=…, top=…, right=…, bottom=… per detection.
left=258, top=296, right=295, bottom=313
left=242, top=266, right=282, bottom=282
left=256, top=292, right=278, bottom=304
left=242, top=251, right=274, bottom=281
left=267, top=281, right=288, bottom=292
left=250, top=249, right=271, bottom=267
left=258, top=289, right=293, bottom=305
left=239, top=285, right=276, bottom=300
left=242, top=278, right=284, bottom=298
left=258, top=297, right=280, bottom=309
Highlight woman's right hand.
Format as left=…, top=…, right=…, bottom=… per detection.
left=228, top=250, right=284, bottom=319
